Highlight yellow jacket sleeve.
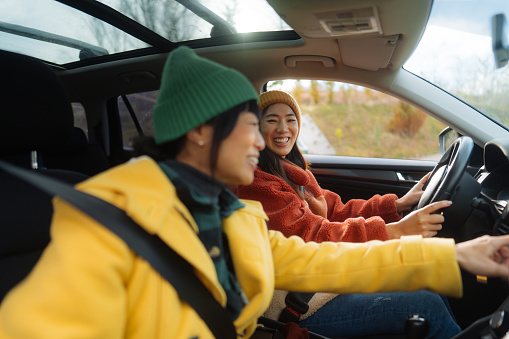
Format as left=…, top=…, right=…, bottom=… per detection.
left=269, top=231, right=463, bottom=298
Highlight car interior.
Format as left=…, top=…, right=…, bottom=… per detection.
left=2, top=0, right=509, bottom=337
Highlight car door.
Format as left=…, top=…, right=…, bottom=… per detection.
left=306, top=154, right=435, bottom=203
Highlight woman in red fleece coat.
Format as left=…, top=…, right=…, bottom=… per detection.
left=230, top=90, right=460, bottom=338
left=230, top=90, right=450, bottom=243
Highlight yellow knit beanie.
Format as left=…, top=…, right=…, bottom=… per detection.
left=259, top=90, right=301, bottom=130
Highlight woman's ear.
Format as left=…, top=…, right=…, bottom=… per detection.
left=186, top=124, right=213, bottom=147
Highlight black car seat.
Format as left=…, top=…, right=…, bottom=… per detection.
left=0, top=50, right=102, bottom=301
left=44, top=126, right=110, bottom=176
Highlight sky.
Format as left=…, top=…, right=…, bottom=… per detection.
left=404, top=0, right=509, bottom=96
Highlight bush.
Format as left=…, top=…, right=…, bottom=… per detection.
left=386, top=101, right=427, bottom=137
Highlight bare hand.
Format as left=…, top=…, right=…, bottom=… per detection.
left=456, top=235, right=509, bottom=280
left=386, top=200, right=452, bottom=239
left=395, top=172, right=431, bottom=213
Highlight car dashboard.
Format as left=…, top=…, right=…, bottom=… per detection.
left=474, top=139, right=509, bottom=236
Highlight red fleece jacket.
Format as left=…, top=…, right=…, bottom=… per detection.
left=230, top=161, right=402, bottom=243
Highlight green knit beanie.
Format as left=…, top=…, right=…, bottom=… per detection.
left=153, top=46, right=259, bottom=144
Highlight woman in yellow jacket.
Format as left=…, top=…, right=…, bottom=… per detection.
left=1, top=46, right=509, bottom=339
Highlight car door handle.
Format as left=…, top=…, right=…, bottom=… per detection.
left=396, top=172, right=418, bottom=184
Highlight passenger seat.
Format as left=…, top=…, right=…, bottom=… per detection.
left=44, top=126, right=110, bottom=176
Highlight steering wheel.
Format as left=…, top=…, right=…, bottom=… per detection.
left=416, top=136, right=481, bottom=236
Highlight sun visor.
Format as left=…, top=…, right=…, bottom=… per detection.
left=338, top=34, right=399, bottom=71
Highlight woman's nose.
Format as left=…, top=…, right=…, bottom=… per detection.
left=255, top=130, right=265, bottom=150
left=276, top=121, right=288, bottom=132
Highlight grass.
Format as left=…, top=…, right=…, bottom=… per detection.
left=303, top=102, right=446, bottom=159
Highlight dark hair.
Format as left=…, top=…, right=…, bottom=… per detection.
left=258, top=104, right=309, bottom=198
left=133, top=100, right=260, bottom=176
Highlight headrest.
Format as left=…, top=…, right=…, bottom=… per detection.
left=0, top=50, right=74, bottom=155
left=43, top=127, right=88, bottom=155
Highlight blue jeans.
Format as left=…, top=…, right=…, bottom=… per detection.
left=298, top=291, right=461, bottom=338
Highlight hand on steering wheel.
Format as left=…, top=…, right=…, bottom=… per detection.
left=387, top=200, right=452, bottom=238
left=395, top=172, right=431, bottom=213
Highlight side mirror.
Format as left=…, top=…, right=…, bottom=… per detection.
left=438, top=127, right=460, bottom=156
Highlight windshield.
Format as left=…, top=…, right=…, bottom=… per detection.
left=404, top=0, right=509, bottom=131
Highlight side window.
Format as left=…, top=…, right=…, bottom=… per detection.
left=267, top=80, right=445, bottom=160
left=71, top=103, right=88, bottom=136
left=118, top=91, right=158, bottom=148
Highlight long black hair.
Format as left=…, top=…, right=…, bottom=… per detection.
left=133, top=99, right=260, bottom=176
left=257, top=104, right=309, bottom=198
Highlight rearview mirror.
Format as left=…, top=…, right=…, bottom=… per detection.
left=492, top=13, right=509, bottom=69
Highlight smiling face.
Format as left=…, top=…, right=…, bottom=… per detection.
left=215, top=110, right=265, bottom=185
left=260, top=103, right=299, bottom=158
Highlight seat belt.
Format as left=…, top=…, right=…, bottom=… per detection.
left=278, top=292, right=315, bottom=323
left=0, top=160, right=237, bottom=339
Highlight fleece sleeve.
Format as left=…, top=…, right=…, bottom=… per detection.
left=233, top=175, right=390, bottom=243
left=323, top=190, right=402, bottom=224
left=304, top=169, right=401, bottom=224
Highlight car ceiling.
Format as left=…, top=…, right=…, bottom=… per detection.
left=57, top=0, right=433, bottom=102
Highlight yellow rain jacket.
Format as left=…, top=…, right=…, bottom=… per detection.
left=0, top=157, right=462, bottom=339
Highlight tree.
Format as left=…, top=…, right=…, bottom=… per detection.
left=88, top=0, right=200, bottom=54
left=268, top=80, right=284, bottom=90
left=364, top=87, right=375, bottom=101
left=222, top=0, right=239, bottom=25
left=120, top=1, right=196, bottom=41
left=310, top=80, right=320, bottom=104
left=292, top=80, right=304, bottom=103
left=325, top=81, right=334, bottom=104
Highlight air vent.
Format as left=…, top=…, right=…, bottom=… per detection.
left=316, top=6, right=382, bottom=37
